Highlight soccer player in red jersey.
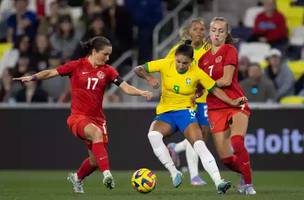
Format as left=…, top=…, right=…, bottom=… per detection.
left=198, top=17, right=256, bottom=195
left=13, top=36, right=153, bottom=193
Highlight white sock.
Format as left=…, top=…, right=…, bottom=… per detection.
left=148, top=131, right=179, bottom=177
left=185, top=140, right=199, bottom=179
left=174, top=139, right=187, bottom=153
left=193, top=140, right=222, bottom=187
left=103, top=170, right=112, bottom=177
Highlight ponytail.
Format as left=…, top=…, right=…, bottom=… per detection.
left=80, top=36, right=112, bottom=55
left=225, top=33, right=237, bottom=45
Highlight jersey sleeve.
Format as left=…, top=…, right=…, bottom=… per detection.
left=198, top=54, right=205, bottom=69
left=56, top=60, right=79, bottom=76
left=145, top=59, right=168, bottom=73
left=223, top=46, right=237, bottom=67
left=108, top=66, right=119, bottom=82
left=197, top=68, right=216, bottom=92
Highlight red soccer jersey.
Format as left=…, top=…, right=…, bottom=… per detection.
left=198, top=44, right=246, bottom=110
left=57, top=57, right=119, bottom=120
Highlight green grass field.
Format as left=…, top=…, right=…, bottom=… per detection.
left=0, top=170, right=303, bottom=200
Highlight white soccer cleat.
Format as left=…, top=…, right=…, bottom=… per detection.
left=238, top=184, right=257, bottom=195
left=67, top=172, right=84, bottom=193
left=237, top=175, right=256, bottom=195
left=191, top=175, right=207, bottom=186
left=103, top=173, right=115, bottom=189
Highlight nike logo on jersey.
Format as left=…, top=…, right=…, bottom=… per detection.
left=99, top=156, right=107, bottom=160
left=82, top=72, right=89, bottom=75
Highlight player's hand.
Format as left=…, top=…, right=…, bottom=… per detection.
left=12, top=76, right=33, bottom=82
left=147, top=77, right=160, bottom=89
left=190, top=96, right=196, bottom=106
left=230, top=96, right=248, bottom=107
left=140, top=91, right=153, bottom=101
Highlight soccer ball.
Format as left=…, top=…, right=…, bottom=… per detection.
left=131, top=168, right=156, bottom=193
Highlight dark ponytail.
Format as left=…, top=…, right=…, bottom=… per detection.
left=175, top=40, right=194, bottom=59
left=80, top=36, right=112, bottom=55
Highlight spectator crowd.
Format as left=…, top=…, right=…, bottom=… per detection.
left=0, top=0, right=304, bottom=104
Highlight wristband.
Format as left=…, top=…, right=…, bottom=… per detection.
left=31, top=75, right=38, bottom=81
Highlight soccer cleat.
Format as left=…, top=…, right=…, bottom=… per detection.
left=238, top=184, right=257, bottom=195
left=172, top=171, right=183, bottom=188
left=67, top=172, right=84, bottom=193
left=217, top=180, right=231, bottom=194
left=103, top=173, right=115, bottom=189
left=167, top=143, right=181, bottom=168
left=191, top=175, right=207, bottom=186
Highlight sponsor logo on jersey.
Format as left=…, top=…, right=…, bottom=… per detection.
left=97, top=71, right=105, bottom=79
left=215, top=56, right=222, bottom=63
left=81, top=71, right=89, bottom=75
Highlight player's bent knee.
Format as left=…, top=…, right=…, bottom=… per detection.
left=147, top=131, right=163, bottom=140
left=89, top=157, right=97, bottom=166
left=88, top=129, right=103, bottom=142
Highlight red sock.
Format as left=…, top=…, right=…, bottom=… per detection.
left=92, top=142, right=109, bottom=172
left=77, top=158, right=97, bottom=180
left=231, top=135, right=252, bottom=184
left=221, top=156, right=241, bottom=173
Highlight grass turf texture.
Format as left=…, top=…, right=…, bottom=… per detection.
left=1, top=171, right=303, bottom=200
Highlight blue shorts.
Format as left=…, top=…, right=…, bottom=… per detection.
left=196, top=103, right=209, bottom=126
left=154, top=109, right=198, bottom=133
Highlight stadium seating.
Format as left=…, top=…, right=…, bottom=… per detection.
left=290, top=26, right=304, bottom=46
left=288, top=60, right=304, bottom=80
left=0, top=42, right=12, bottom=60
left=239, top=42, right=271, bottom=63
left=243, top=6, right=263, bottom=28
left=280, top=95, right=304, bottom=104
left=277, top=0, right=304, bottom=33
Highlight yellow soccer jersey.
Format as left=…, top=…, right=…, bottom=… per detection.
left=165, top=42, right=210, bottom=103
left=145, top=58, right=216, bottom=115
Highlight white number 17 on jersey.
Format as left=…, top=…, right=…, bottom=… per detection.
left=87, top=78, right=99, bottom=90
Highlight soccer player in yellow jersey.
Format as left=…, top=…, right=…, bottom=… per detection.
left=146, top=18, right=211, bottom=186
left=134, top=43, right=246, bottom=194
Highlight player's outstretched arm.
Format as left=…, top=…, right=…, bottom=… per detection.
left=13, top=69, right=59, bottom=82
left=119, top=81, right=153, bottom=100
left=211, top=87, right=247, bottom=107
left=134, top=65, right=160, bottom=89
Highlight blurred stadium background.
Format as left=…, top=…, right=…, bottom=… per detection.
left=0, top=0, right=303, bottom=199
